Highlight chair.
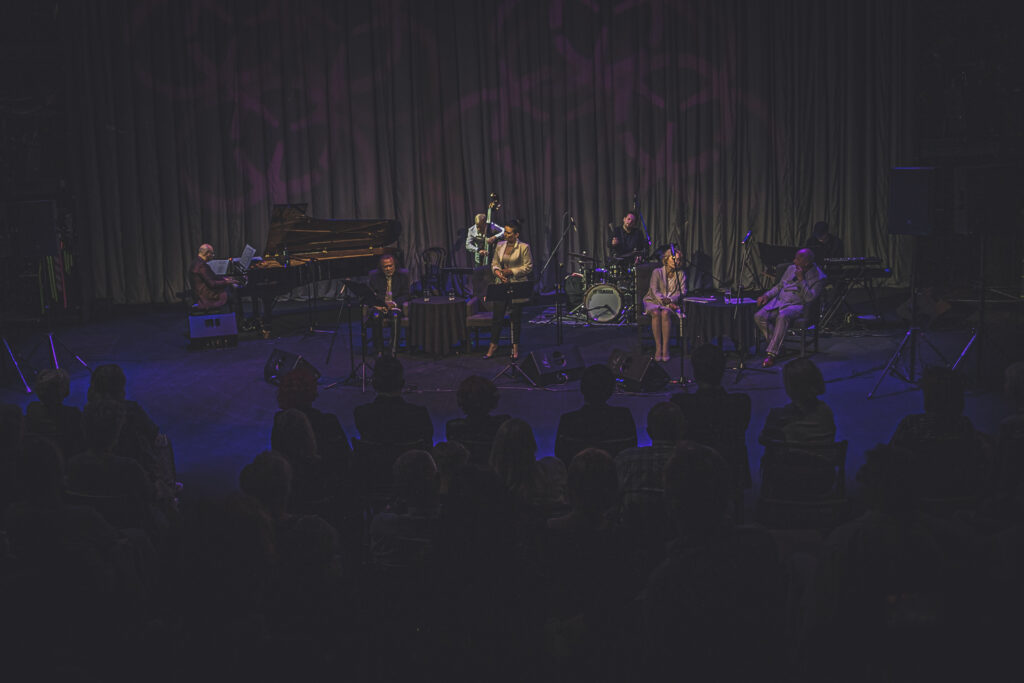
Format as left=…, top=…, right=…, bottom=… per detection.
left=634, top=262, right=682, bottom=353
left=554, top=434, right=638, bottom=466
left=465, top=266, right=508, bottom=349
left=755, top=439, right=849, bottom=531
left=420, top=247, right=447, bottom=295
left=64, top=490, right=144, bottom=530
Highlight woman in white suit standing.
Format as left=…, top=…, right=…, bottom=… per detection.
left=484, top=220, right=532, bottom=361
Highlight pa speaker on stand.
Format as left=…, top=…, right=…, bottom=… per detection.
left=608, top=348, right=669, bottom=392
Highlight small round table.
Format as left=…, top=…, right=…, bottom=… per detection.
left=683, top=297, right=759, bottom=354
left=408, top=296, right=469, bottom=356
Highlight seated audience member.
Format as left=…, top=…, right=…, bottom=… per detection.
left=993, top=361, right=1024, bottom=510
left=24, top=368, right=84, bottom=460
left=177, top=493, right=276, bottom=668
left=760, top=357, right=836, bottom=445
left=272, top=367, right=351, bottom=464
left=802, top=444, right=951, bottom=680
left=644, top=442, right=783, bottom=680
left=554, top=364, right=637, bottom=464
left=370, top=449, right=442, bottom=574
left=445, top=375, right=510, bottom=464
left=672, top=344, right=753, bottom=497
left=4, top=438, right=149, bottom=652
left=431, top=441, right=471, bottom=496
left=616, top=402, right=689, bottom=572
left=269, top=408, right=325, bottom=513
left=66, top=399, right=157, bottom=531
left=239, top=451, right=341, bottom=630
left=0, top=403, right=24, bottom=520
left=490, top=417, right=567, bottom=511
left=890, top=365, right=992, bottom=500
left=542, top=449, right=636, bottom=676
left=354, top=355, right=433, bottom=445
left=616, top=401, right=687, bottom=513
left=88, top=364, right=176, bottom=495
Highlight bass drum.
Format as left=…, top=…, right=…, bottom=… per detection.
left=584, top=284, right=624, bottom=323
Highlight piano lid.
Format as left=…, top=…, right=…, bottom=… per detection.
left=262, top=204, right=401, bottom=259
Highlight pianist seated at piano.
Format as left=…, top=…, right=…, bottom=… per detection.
left=366, top=254, right=411, bottom=356
left=805, top=221, right=844, bottom=261
left=189, top=243, right=240, bottom=311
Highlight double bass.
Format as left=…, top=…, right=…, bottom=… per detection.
left=470, top=192, right=502, bottom=266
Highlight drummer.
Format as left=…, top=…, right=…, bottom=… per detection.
left=608, top=210, right=648, bottom=265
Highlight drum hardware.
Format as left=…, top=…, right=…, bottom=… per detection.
left=569, top=251, right=596, bottom=261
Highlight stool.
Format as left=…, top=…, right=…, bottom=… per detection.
left=188, top=311, right=238, bottom=350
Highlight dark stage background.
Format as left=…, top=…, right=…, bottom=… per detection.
left=53, top=0, right=921, bottom=305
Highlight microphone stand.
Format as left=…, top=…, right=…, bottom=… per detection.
left=537, top=213, right=576, bottom=336
left=633, top=194, right=653, bottom=251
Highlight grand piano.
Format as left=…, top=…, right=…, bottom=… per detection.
left=239, top=204, right=401, bottom=330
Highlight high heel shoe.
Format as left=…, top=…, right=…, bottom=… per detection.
left=483, top=343, right=499, bottom=359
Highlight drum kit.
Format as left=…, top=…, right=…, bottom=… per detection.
left=564, top=251, right=646, bottom=324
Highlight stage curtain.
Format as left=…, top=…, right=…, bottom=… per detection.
left=64, top=0, right=915, bottom=304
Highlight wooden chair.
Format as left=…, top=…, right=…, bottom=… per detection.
left=420, top=247, right=447, bottom=295
left=64, top=490, right=144, bottom=530
left=554, top=433, right=638, bottom=466
left=756, top=439, right=849, bottom=531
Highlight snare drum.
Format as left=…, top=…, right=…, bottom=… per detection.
left=583, top=284, right=625, bottom=323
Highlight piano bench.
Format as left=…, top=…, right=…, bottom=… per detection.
left=188, top=312, right=238, bottom=350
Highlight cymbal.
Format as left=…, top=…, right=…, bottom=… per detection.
left=569, top=252, right=596, bottom=261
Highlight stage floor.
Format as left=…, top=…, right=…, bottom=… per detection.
left=1, top=299, right=1011, bottom=510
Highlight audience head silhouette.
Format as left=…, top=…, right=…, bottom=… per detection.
left=457, top=375, right=499, bottom=417
left=276, top=367, right=318, bottom=410
left=392, top=449, right=440, bottom=509
left=856, top=443, right=916, bottom=517
left=87, top=364, right=128, bottom=402
left=690, top=344, right=726, bottom=386
left=490, top=417, right=538, bottom=490
left=270, top=409, right=318, bottom=463
left=372, top=356, right=405, bottom=394
left=782, top=357, right=825, bottom=405
left=663, top=441, right=731, bottom=536
left=566, top=448, right=618, bottom=518
left=919, top=365, right=965, bottom=415
left=580, top=364, right=616, bottom=405
left=239, top=450, right=292, bottom=516
left=33, top=368, right=72, bottom=407
left=646, top=401, right=688, bottom=443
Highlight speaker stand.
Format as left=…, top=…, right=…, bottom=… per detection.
left=2, top=337, right=32, bottom=393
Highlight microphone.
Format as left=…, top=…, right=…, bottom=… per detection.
left=741, top=230, right=753, bottom=246
left=570, top=216, right=577, bottom=231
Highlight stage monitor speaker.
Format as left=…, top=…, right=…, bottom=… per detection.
left=263, top=349, right=320, bottom=385
left=888, top=167, right=935, bottom=236
left=607, top=348, right=669, bottom=392
left=520, top=344, right=585, bottom=386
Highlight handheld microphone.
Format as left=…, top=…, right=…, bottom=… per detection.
left=741, top=230, right=752, bottom=246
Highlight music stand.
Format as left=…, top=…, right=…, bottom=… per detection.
left=487, top=280, right=535, bottom=386
left=325, top=279, right=383, bottom=393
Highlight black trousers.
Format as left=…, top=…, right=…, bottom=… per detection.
left=366, top=307, right=402, bottom=352
left=489, top=299, right=523, bottom=345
